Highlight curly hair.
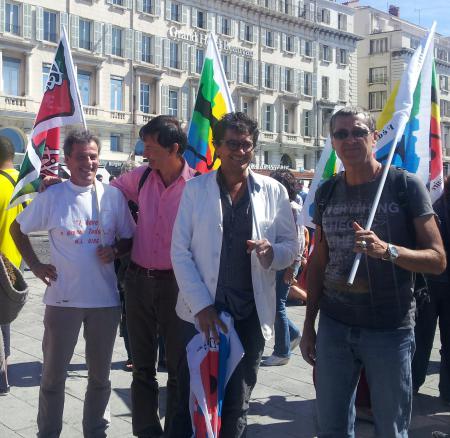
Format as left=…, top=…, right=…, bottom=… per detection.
left=212, top=112, right=259, bottom=147
left=270, top=169, right=297, bottom=201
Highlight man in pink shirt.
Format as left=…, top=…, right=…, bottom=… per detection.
left=111, top=116, right=197, bottom=437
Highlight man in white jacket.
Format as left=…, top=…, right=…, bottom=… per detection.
left=170, top=112, right=298, bottom=437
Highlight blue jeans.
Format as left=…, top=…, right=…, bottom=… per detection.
left=316, top=313, right=415, bottom=438
left=273, top=270, right=301, bottom=358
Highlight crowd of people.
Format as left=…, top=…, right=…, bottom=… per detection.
left=0, top=107, right=449, bottom=438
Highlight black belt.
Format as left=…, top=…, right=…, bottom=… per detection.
left=128, top=261, right=174, bottom=279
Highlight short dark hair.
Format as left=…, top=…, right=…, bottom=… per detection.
left=329, top=106, right=376, bottom=134
left=63, top=130, right=101, bottom=157
left=212, top=112, right=259, bottom=147
left=0, top=136, right=15, bottom=164
left=139, top=115, right=187, bottom=155
left=270, top=169, right=297, bottom=201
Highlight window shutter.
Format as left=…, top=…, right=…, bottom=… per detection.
left=181, top=5, right=188, bottom=25
left=136, top=0, right=143, bottom=13
left=181, top=86, right=188, bottom=120
left=154, top=36, right=162, bottom=66
left=181, top=42, right=188, bottom=71
left=294, top=36, right=299, bottom=54
left=317, top=75, right=322, bottom=99
left=94, top=21, right=103, bottom=54
left=274, top=65, right=280, bottom=90
left=312, top=73, right=317, bottom=97
left=302, top=110, right=307, bottom=136
left=125, top=0, right=132, bottom=9
left=293, top=69, right=299, bottom=94
left=23, top=4, right=32, bottom=38
left=261, top=28, right=266, bottom=47
left=231, top=54, right=237, bottom=81
left=280, top=66, right=286, bottom=91
left=163, top=38, right=170, bottom=68
left=329, top=47, right=334, bottom=63
left=298, top=0, right=304, bottom=16
left=261, top=105, right=266, bottom=131
left=312, top=41, right=317, bottom=58
left=274, top=32, right=279, bottom=49
left=134, top=30, right=142, bottom=61
left=319, top=44, right=323, bottom=61
left=299, top=70, right=304, bottom=95
left=252, top=59, right=259, bottom=87
left=310, top=108, right=316, bottom=136
left=230, top=19, right=236, bottom=37
left=252, top=25, right=258, bottom=44
left=191, top=7, right=197, bottom=27
left=239, top=21, right=245, bottom=41
left=309, top=1, right=315, bottom=20
left=165, top=0, right=171, bottom=19
left=316, top=7, right=322, bottom=22
left=300, top=39, right=305, bottom=55
left=207, top=13, right=214, bottom=31
left=261, top=61, right=266, bottom=88
left=70, top=15, right=79, bottom=49
left=36, top=6, right=44, bottom=41
left=124, top=28, right=133, bottom=59
left=189, top=46, right=195, bottom=74
left=272, top=104, right=277, bottom=132
left=104, top=23, right=112, bottom=55
left=216, top=15, right=222, bottom=33
left=0, top=0, right=4, bottom=34
left=281, top=34, right=286, bottom=52
left=269, top=0, right=276, bottom=9
left=154, top=0, right=161, bottom=16
left=161, top=85, right=168, bottom=115
left=237, top=57, right=243, bottom=83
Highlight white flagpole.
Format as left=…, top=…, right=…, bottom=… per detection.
left=347, top=22, right=436, bottom=286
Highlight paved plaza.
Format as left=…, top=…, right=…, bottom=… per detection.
left=0, top=233, right=449, bottom=437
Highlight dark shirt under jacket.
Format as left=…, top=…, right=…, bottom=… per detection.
left=215, top=169, right=255, bottom=320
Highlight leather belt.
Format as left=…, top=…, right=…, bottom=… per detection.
left=128, top=261, right=174, bottom=279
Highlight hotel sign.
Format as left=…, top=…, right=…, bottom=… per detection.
left=168, top=26, right=253, bottom=58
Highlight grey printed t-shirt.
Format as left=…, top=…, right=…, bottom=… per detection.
left=313, top=168, right=434, bottom=329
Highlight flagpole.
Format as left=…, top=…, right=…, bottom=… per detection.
left=347, top=22, right=436, bottom=286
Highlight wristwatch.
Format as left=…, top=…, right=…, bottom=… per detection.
left=382, top=243, right=399, bottom=262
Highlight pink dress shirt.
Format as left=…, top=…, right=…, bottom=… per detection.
left=111, top=162, right=196, bottom=269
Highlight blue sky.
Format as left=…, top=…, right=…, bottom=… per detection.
left=359, top=0, right=450, bottom=36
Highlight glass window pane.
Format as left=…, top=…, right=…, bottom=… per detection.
left=140, top=83, right=150, bottom=113
left=77, top=71, right=91, bottom=105
left=3, top=57, right=20, bottom=95
left=168, top=90, right=178, bottom=116
left=79, top=19, right=92, bottom=50
left=42, top=64, right=51, bottom=93
left=44, top=11, right=57, bottom=42
left=110, top=77, right=123, bottom=111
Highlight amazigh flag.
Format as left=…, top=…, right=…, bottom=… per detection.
left=9, top=28, right=85, bottom=208
left=187, top=313, right=244, bottom=438
left=184, top=34, right=234, bottom=173
left=375, top=26, right=443, bottom=203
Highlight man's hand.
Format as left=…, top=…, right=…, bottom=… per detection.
left=247, top=239, right=274, bottom=269
left=195, top=305, right=228, bottom=343
left=353, top=222, right=387, bottom=259
left=32, top=262, right=57, bottom=286
left=300, top=324, right=317, bottom=366
left=283, top=266, right=296, bottom=285
left=39, top=176, right=63, bottom=192
left=96, top=245, right=115, bottom=264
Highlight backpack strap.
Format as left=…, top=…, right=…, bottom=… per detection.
left=137, top=167, right=152, bottom=195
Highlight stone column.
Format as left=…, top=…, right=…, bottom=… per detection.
left=0, top=51, right=3, bottom=93
left=135, top=74, right=141, bottom=113
left=25, top=52, right=32, bottom=96
left=294, top=103, right=300, bottom=135
left=95, top=64, right=103, bottom=107
left=155, top=78, right=161, bottom=115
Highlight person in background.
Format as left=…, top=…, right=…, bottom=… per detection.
left=0, top=135, right=26, bottom=396
left=262, top=169, right=305, bottom=366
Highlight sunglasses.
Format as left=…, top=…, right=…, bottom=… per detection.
left=223, top=139, right=255, bottom=152
left=332, top=128, right=372, bottom=140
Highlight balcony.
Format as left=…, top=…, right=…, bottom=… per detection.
left=1, top=95, right=29, bottom=111
left=136, top=112, right=155, bottom=125
left=279, top=133, right=299, bottom=145
left=84, top=105, right=98, bottom=117
left=109, top=110, right=131, bottom=123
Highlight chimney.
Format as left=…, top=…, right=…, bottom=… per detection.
left=389, top=5, right=400, bottom=17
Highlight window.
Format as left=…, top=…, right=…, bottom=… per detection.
left=243, top=60, right=251, bottom=84
left=304, top=40, right=312, bottom=57
left=369, top=66, right=387, bottom=83
left=338, top=13, right=347, bottom=31
left=370, top=38, right=388, bottom=54
left=143, top=0, right=152, bottom=13
left=221, top=17, right=231, bottom=36
left=321, top=45, right=331, bottom=62
left=264, top=64, right=272, bottom=89
left=437, top=48, right=448, bottom=62
left=265, top=30, right=274, bottom=48
left=303, top=72, right=312, bottom=96
left=221, top=54, right=230, bottom=77
left=77, top=71, right=91, bottom=106
left=3, top=57, right=20, bottom=95
left=304, top=110, right=311, bottom=137
left=284, top=108, right=289, bottom=132
left=110, top=134, right=120, bottom=152
left=321, top=76, right=329, bottom=100
left=285, top=68, right=293, bottom=92
left=42, top=63, right=51, bottom=92
left=264, top=151, right=269, bottom=165
left=338, top=48, right=347, bottom=65
left=43, top=10, right=57, bottom=43
left=244, top=24, right=252, bottom=43
left=5, top=2, right=20, bottom=35
left=320, top=8, right=330, bottom=24
left=196, top=48, right=204, bottom=74
left=369, top=91, right=387, bottom=110
left=440, top=75, right=449, bottom=92
left=142, top=35, right=152, bottom=63
left=410, top=37, right=420, bottom=50
left=242, top=101, right=248, bottom=114
left=112, top=27, right=122, bottom=57
left=79, top=19, right=92, bottom=51
left=265, top=105, right=272, bottom=131
left=197, top=10, right=206, bottom=29
left=339, top=79, right=346, bottom=102
left=112, top=0, right=124, bottom=5
left=110, top=77, right=123, bottom=111
left=441, top=100, right=450, bottom=118
left=286, top=35, right=294, bottom=53
left=168, top=89, right=178, bottom=116
left=169, top=41, right=179, bottom=69
left=170, top=2, right=181, bottom=22
left=140, top=82, right=150, bottom=113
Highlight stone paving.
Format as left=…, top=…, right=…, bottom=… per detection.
left=0, top=234, right=449, bottom=437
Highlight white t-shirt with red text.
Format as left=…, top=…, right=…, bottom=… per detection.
left=17, top=180, right=135, bottom=308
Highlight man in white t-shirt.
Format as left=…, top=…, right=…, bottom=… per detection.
left=10, top=130, right=135, bottom=437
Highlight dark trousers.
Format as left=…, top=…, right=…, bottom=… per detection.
left=412, top=280, right=450, bottom=401
left=170, top=308, right=265, bottom=438
left=125, top=269, right=185, bottom=437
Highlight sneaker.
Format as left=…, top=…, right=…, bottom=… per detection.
left=0, top=386, right=10, bottom=396
left=290, top=336, right=301, bottom=352
left=261, top=354, right=289, bottom=366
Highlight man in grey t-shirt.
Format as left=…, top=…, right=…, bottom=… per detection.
left=300, top=107, right=446, bottom=437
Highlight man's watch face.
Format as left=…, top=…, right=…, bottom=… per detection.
left=388, top=244, right=399, bottom=260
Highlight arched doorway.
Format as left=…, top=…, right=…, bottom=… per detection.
left=280, top=153, right=293, bottom=169
left=0, top=127, right=27, bottom=153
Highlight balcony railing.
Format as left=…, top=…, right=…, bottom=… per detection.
left=4, top=96, right=27, bottom=107
left=111, top=111, right=126, bottom=120
left=84, top=106, right=98, bottom=116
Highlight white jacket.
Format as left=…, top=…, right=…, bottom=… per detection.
left=171, top=170, right=298, bottom=340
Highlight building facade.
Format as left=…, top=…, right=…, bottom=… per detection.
left=0, top=0, right=359, bottom=171
left=353, top=5, right=450, bottom=168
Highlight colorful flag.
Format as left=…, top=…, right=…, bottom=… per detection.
left=184, top=34, right=234, bottom=173
left=187, top=313, right=244, bottom=438
left=9, top=28, right=85, bottom=208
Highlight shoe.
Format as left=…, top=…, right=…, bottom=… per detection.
left=355, top=406, right=374, bottom=423
left=122, top=359, right=133, bottom=372
left=290, top=336, right=301, bottom=352
left=0, top=386, right=10, bottom=396
left=261, top=354, right=289, bottom=366
left=432, top=432, right=450, bottom=438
